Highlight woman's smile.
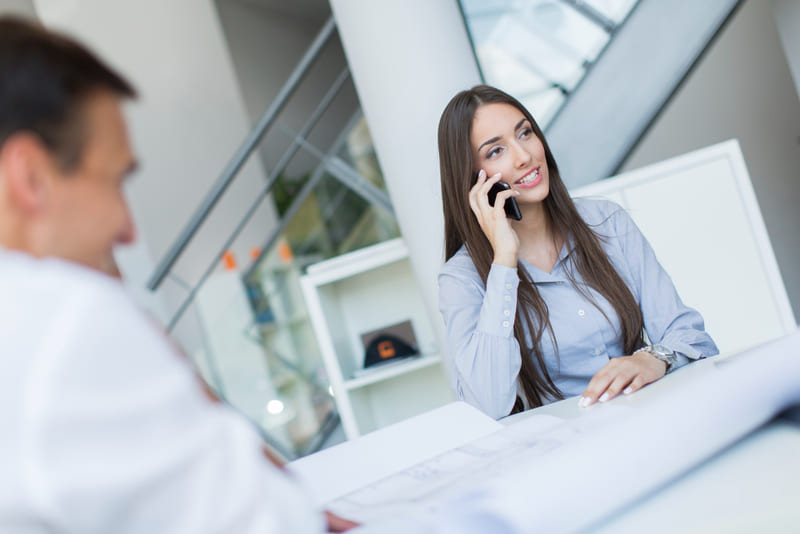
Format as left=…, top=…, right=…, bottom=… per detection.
left=515, top=167, right=541, bottom=188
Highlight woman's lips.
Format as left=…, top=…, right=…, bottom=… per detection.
left=515, top=167, right=541, bottom=188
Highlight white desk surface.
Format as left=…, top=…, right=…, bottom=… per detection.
left=587, top=421, right=800, bottom=533
left=504, top=357, right=800, bottom=533
left=506, top=354, right=728, bottom=421
left=294, top=341, right=800, bottom=533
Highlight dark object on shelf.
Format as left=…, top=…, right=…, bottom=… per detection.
left=364, top=334, right=418, bottom=369
left=361, top=320, right=419, bottom=369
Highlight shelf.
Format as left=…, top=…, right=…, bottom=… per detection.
left=344, top=354, right=442, bottom=391
left=301, top=238, right=453, bottom=439
left=303, top=238, right=409, bottom=286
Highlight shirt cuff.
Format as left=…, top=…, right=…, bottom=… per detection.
left=477, top=263, right=519, bottom=338
left=660, top=342, right=702, bottom=372
left=661, top=339, right=704, bottom=360
left=670, top=352, right=692, bottom=372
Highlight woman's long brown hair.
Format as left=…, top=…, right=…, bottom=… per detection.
left=438, top=85, right=644, bottom=411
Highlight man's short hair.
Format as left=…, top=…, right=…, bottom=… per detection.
left=0, top=16, right=137, bottom=171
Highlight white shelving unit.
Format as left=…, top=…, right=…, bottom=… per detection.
left=300, top=238, right=453, bottom=439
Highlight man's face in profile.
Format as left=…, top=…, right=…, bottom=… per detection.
left=41, top=89, right=138, bottom=272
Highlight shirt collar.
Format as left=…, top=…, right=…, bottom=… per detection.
left=519, top=232, right=575, bottom=284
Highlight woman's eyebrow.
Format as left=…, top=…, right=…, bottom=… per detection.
left=477, top=136, right=501, bottom=152
left=477, top=118, right=529, bottom=152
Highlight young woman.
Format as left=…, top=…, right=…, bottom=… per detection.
left=438, top=85, right=718, bottom=419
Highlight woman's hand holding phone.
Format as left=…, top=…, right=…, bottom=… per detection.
left=468, top=169, right=520, bottom=267
left=488, top=181, right=522, bottom=221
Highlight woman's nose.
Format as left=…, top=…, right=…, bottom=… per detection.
left=512, top=141, right=532, bottom=167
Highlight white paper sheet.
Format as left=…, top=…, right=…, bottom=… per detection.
left=288, top=401, right=503, bottom=506
left=309, top=330, right=800, bottom=533
left=324, top=413, right=566, bottom=523
left=438, top=329, right=800, bottom=533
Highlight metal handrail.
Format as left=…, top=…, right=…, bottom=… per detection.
left=163, top=70, right=353, bottom=331
left=281, top=128, right=395, bottom=217
left=557, top=0, right=617, bottom=33
left=147, top=16, right=337, bottom=291
left=243, top=110, right=385, bottom=281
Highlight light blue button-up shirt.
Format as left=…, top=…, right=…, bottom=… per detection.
left=438, top=199, right=719, bottom=419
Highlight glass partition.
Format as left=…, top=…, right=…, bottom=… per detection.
left=459, top=0, right=639, bottom=128
left=152, top=12, right=400, bottom=459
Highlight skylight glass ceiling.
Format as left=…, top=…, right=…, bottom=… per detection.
left=460, top=0, right=639, bottom=128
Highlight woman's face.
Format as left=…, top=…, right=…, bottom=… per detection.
left=470, top=102, right=550, bottom=206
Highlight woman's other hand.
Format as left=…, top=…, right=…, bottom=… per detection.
left=578, top=350, right=667, bottom=407
left=468, top=169, right=520, bottom=267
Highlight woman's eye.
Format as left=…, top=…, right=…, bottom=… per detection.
left=487, top=146, right=502, bottom=158
left=519, top=127, right=532, bottom=138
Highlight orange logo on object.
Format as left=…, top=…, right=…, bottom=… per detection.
left=377, top=341, right=396, bottom=359
left=222, top=251, right=237, bottom=270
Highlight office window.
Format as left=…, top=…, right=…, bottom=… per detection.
left=459, top=0, right=639, bottom=128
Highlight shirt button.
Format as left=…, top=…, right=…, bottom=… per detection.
left=504, top=295, right=511, bottom=302
left=578, top=309, right=585, bottom=317
left=502, top=321, right=510, bottom=328
left=594, top=348, right=602, bottom=356
left=503, top=310, right=511, bottom=316
left=506, top=283, right=513, bottom=290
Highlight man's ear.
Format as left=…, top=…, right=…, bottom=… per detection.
left=0, top=133, right=54, bottom=214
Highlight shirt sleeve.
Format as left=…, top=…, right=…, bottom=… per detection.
left=26, top=286, right=325, bottom=534
left=438, top=260, right=522, bottom=419
left=611, top=206, right=719, bottom=369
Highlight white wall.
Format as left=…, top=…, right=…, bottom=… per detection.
left=0, top=0, right=36, bottom=17
left=33, top=0, right=280, bottom=307
left=620, top=0, right=800, bottom=322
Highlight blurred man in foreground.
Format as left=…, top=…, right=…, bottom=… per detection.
left=0, top=16, right=353, bottom=533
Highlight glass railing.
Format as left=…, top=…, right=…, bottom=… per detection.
left=459, top=0, right=639, bottom=128
left=147, top=17, right=399, bottom=460
left=160, top=122, right=398, bottom=459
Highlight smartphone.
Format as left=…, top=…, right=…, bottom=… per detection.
left=488, top=181, right=522, bottom=221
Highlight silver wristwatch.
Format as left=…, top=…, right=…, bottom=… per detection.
left=640, top=344, right=677, bottom=374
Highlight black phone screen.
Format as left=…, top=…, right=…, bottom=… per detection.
left=487, top=181, right=522, bottom=221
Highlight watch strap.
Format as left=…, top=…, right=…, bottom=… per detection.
left=640, top=344, right=677, bottom=373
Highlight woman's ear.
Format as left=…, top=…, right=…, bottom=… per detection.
left=0, top=133, right=52, bottom=215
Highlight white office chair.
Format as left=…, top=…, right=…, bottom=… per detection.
left=571, top=139, right=796, bottom=356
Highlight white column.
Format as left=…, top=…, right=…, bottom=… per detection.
left=329, top=0, right=480, bottom=359
left=0, top=0, right=37, bottom=17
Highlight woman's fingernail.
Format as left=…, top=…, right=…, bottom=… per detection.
left=478, top=169, right=486, bottom=179
left=623, top=387, right=633, bottom=395
left=578, top=397, right=590, bottom=408
left=599, top=392, right=610, bottom=403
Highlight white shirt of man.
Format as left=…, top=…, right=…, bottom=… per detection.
left=0, top=248, right=324, bottom=533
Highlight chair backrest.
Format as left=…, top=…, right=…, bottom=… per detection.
left=571, top=139, right=796, bottom=355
